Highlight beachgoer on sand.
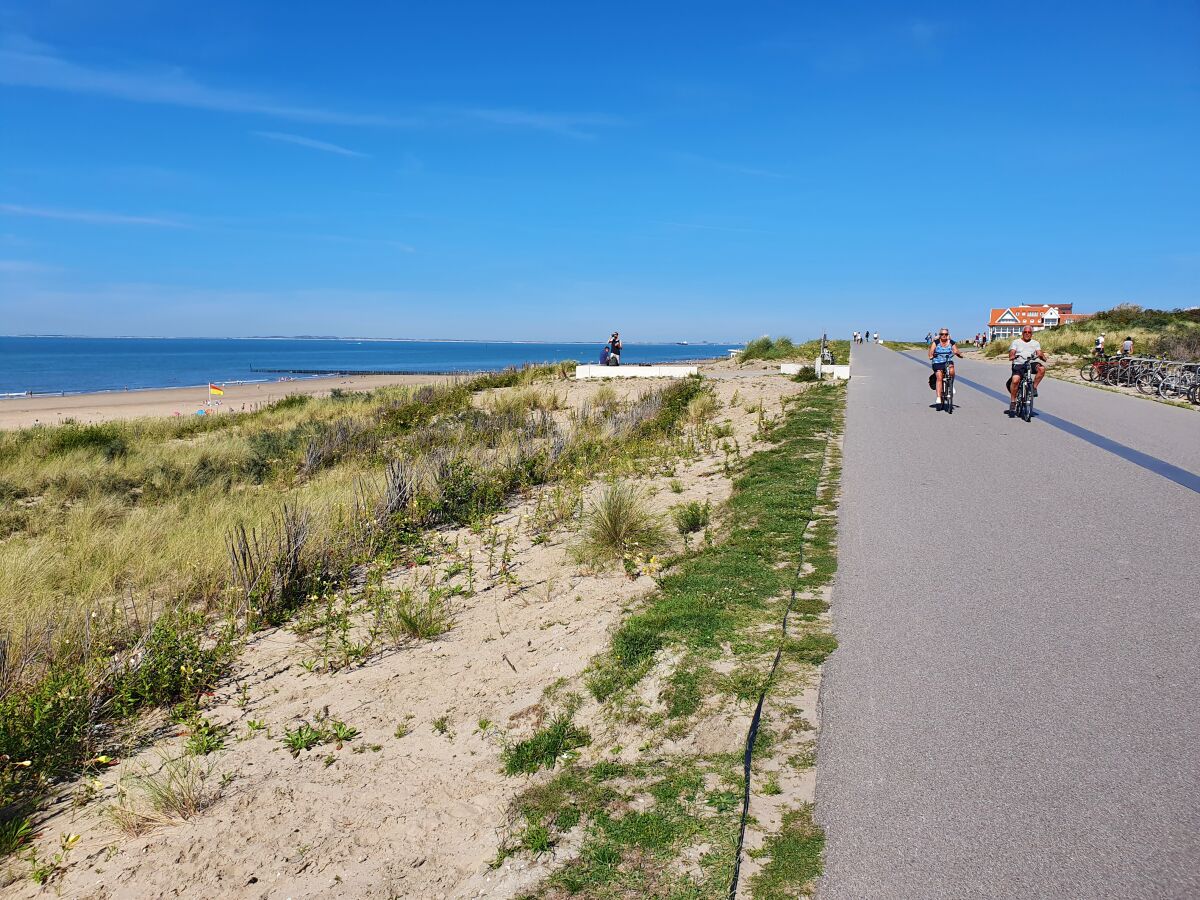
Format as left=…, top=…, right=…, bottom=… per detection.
left=600, top=344, right=611, bottom=365
left=608, top=332, right=622, bottom=366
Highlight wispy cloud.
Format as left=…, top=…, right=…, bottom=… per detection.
left=761, top=18, right=951, bottom=73
left=657, top=220, right=771, bottom=235
left=1, top=35, right=625, bottom=140
left=460, top=107, right=624, bottom=139
left=253, top=131, right=369, bottom=158
left=673, top=152, right=789, bottom=179
left=0, top=259, right=54, bottom=273
left=0, top=34, right=399, bottom=126
left=0, top=203, right=185, bottom=228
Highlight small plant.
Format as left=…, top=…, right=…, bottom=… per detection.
left=501, top=716, right=592, bottom=775
left=671, top=500, right=711, bottom=537
left=476, top=718, right=494, bottom=735
left=762, top=773, right=783, bottom=795
left=686, top=392, right=719, bottom=425
left=572, top=481, right=668, bottom=569
left=394, top=717, right=413, bottom=739
left=432, top=716, right=452, bottom=737
left=282, top=723, right=324, bottom=757
left=184, top=717, right=228, bottom=756
left=27, top=832, right=79, bottom=885
left=374, top=587, right=457, bottom=642
left=0, top=816, right=34, bottom=857
left=668, top=479, right=684, bottom=494
left=329, top=721, right=358, bottom=746
left=245, top=719, right=267, bottom=734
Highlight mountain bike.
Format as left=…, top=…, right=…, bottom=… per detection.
left=1014, top=362, right=1037, bottom=422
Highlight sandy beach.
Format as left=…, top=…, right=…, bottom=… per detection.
left=0, top=373, right=451, bottom=430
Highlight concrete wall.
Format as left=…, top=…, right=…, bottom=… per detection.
left=574, top=364, right=699, bottom=380
left=814, top=359, right=851, bottom=380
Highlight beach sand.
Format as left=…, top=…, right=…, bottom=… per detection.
left=0, top=374, right=450, bottom=430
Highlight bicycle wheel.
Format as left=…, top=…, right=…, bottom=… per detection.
left=945, top=373, right=954, bottom=413
left=1021, top=379, right=1033, bottom=421
left=1080, top=363, right=1094, bottom=382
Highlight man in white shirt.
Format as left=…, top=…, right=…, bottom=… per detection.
left=1008, top=326, right=1047, bottom=415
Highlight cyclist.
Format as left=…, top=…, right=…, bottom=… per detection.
left=927, top=329, right=963, bottom=409
left=1008, top=325, right=1047, bottom=415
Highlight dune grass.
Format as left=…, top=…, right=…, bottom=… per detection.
left=0, top=366, right=712, bottom=818
left=983, top=304, right=1200, bottom=359
left=738, top=336, right=852, bottom=365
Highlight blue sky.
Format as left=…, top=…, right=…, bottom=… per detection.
left=0, top=1, right=1197, bottom=341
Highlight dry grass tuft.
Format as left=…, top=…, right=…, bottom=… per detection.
left=106, top=753, right=219, bottom=836
left=572, top=481, right=668, bottom=569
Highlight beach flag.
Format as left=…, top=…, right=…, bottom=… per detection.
left=208, top=383, right=224, bottom=396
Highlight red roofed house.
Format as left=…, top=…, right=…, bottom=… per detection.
left=988, top=304, right=1089, bottom=341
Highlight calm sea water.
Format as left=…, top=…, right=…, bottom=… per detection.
left=0, top=337, right=737, bottom=396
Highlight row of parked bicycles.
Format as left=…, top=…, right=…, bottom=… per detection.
left=1080, top=354, right=1200, bottom=403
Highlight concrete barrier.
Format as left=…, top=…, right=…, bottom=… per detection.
left=780, top=361, right=851, bottom=379
left=574, top=365, right=699, bottom=380
left=815, top=358, right=851, bottom=380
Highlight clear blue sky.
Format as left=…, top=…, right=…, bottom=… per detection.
left=1, top=1, right=1197, bottom=341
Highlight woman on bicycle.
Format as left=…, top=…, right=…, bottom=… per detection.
left=928, top=329, right=963, bottom=410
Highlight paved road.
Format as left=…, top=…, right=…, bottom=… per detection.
left=816, top=343, right=1200, bottom=899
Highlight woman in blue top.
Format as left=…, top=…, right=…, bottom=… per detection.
left=928, top=328, right=964, bottom=409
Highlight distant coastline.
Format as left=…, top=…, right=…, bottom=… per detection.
left=2, top=334, right=737, bottom=345
left=0, top=336, right=738, bottom=397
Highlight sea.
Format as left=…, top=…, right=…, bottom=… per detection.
left=0, top=337, right=739, bottom=397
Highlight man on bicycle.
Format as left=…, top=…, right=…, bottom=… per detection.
left=1008, top=326, right=1047, bottom=415
left=928, top=329, right=963, bottom=409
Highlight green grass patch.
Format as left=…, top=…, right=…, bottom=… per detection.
left=749, top=804, right=825, bottom=899
left=502, top=716, right=592, bottom=775
left=507, top=757, right=740, bottom=898
left=587, top=385, right=842, bottom=702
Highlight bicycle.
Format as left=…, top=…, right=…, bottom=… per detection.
left=1013, top=361, right=1038, bottom=422
left=939, top=363, right=955, bottom=413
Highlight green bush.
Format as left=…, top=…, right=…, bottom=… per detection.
left=109, top=613, right=230, bottom=717
left=739, top=336, right=799, bottom=362
left=0, top=666, right=95, bottom=806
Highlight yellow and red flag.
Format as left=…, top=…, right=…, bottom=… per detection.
left=208, top=383, right=224, bottom=396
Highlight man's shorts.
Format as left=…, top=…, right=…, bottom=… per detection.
left=1011, top=361, right=1044, bottom=376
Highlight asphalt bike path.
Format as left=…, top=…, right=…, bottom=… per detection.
left=816, top=342, right=1200, bottom=899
